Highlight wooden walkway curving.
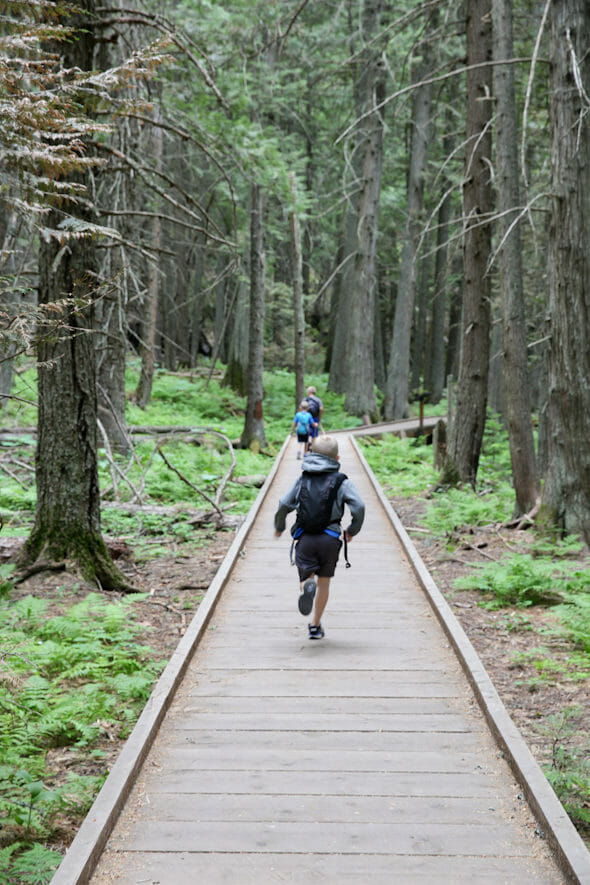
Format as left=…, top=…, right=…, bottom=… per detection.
left=53, top=433, right=590, bottom=884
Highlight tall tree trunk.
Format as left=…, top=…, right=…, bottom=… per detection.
left=135, top=111, right=163, bottom=407
left=343, top=70, right=385, bottom=419
left=0, top=210, right=20, bottom=405
left=289, top=172, right=305, bottom=409
left=384, top=57, right=433, bottom=419
left=487, top=314, right=506, bottom=416
left=240, top=183, right=268, bottom=450
left=328, top=210, right=355, bottom=391
left=329, top=0, right=385, bottom=408
left=426, top=127, right=454, bottom=405
left=223, top=280, right=249, bottom=394
left=492, top=0, right=538, bottom=515
left=411, top=246, right=431, bottom=395
left=540, top=0, right=590, bottom=542
left=443, top=0, right=493, bottom=485
left=373, top=277, right=386, bottom=392
left=96, top=274, right=130, bottom=455
left=21, top=1, right=129, bottom=590
left=445, top=255, right=463, bottom=382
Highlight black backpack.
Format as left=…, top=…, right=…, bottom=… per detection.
left=305, top=395, right=321, bottom=419
left=291, top=471, right=347, bottom=537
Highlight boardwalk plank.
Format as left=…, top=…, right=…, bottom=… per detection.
left=179, top=695, right=465, bottom=715
left=112, top=819, right=534, bottom=856
left=156, top=747, right=514, bottom=774
left=184, top=669, right=464, bottom=697
left=128, top=793, right=506, bottom=824
left=170, top=712, right=473, bottom=731
left=152, top=768, right=510, bottom=798
left=95, top=852, right=561, bottom=884
left=162, top=729, right=481, bottom=753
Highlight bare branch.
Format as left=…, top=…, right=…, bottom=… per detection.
left=336, top=57, right=539, bottom=146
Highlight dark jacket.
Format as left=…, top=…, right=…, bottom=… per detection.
left=274, top=452, right=365, bottom=537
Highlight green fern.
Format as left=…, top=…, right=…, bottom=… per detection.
left=423, top=485, right=512, bottom=537
left=539, top=707, right=590, bottom=833
left=453, top=554, right=571, bottom=608
left=0, top=842, right=62, bottom=885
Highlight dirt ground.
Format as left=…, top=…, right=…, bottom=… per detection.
left=4, top=495, right=589, bottom=852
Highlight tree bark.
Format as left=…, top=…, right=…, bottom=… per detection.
left=329, top=0, right=385, bottom=413
left=426, top=126, right=454, bottom=405
left=0, top=210, right=20, bottom=405
left=223, top=280, right=249, bottom=395
left=240, top=183, right=268, bottom=450
left=289, top=172, right=305, bottom=409
left=540, top=0, right=590, bottom=543
left=343, top=71, right=385, bottom=418
left=96, top=278, right=130, bottom=455
left=444, top=0, right=493, bottom=486
left=20, top=0, right=129, bottom=590
left=411, top=246, right=431, bottom=395
left=328, top=209, right=355, bottom=392
left=135, top=110, right=164, bottom=407
left=384, top=54, right=433, bottom=419
left=492, top=0, right=538, bottom=515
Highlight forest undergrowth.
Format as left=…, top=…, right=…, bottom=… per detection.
left=360, top=425, right=590, bottom=848
left=0, top=365, right=588, bottom=883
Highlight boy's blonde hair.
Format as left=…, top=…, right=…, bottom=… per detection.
left=299, top=401, right=309, bottom=410
left=311, top=435, right=338, bottom=459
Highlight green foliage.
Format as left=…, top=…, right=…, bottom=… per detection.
left=361, top=420, right=590, bottom=840
left=555, top=590, right=590, bottom=653
left=423, top=485, right=512, bottom=537
left=126, top=367, right=246, bottom=439
left=0, top=563, right=15, bottom=597
left=453, top=555, right=568, bottom=608
left=538, top=707, right=590, bottom=832
left=530, top=535, right=585, bottom=559
left=0, top=842, right=62, bottom=885
left=360, top=435, right=438, bottom=497
left=511, top=648, right=590, bottom=687
left=0, top=588, right=165, bottom=863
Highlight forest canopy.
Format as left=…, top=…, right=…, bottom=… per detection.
left=1, top=0, right=590, bottom=580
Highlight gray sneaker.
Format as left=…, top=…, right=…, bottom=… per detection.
left=298, top=578, right=316, bottom=616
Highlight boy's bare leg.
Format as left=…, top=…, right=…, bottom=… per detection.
left=311, top=576, right=330, bottom=626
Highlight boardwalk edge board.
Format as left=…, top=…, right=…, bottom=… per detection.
left=50, top=435, right=291, bottom=885
left=351, top=436, right=590, bottom=885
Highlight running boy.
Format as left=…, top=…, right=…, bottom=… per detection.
left=274, top=436, right=365, bottom=639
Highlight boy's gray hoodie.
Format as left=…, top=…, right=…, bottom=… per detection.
left=274, top=452, right=365, bottom=537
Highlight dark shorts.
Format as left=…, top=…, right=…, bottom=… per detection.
left=296, top=432, right=309, bottom=443
left=295, top=532, right=342, bottom=580
left=309, top=421, right=319, bottom=438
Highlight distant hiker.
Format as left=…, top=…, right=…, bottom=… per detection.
left=291, top=400, right=317, bottom=460
left=274, top=435, right=365, bottom=640
left=305, top=386, right=323, bottom=451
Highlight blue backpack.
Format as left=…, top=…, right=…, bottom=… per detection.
left=295, top=412, right=311, bottom=435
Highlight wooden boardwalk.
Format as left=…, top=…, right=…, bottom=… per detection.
left=53, top=434, right=590, bottom=884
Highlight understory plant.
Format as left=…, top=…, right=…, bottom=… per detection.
left=0, top=588, right=166, bottom=883
left=0, top=364, right=360, bottom=881
left=360, top=416, right=590, bottom=844
left=538, top=707, right=590, bottom=836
